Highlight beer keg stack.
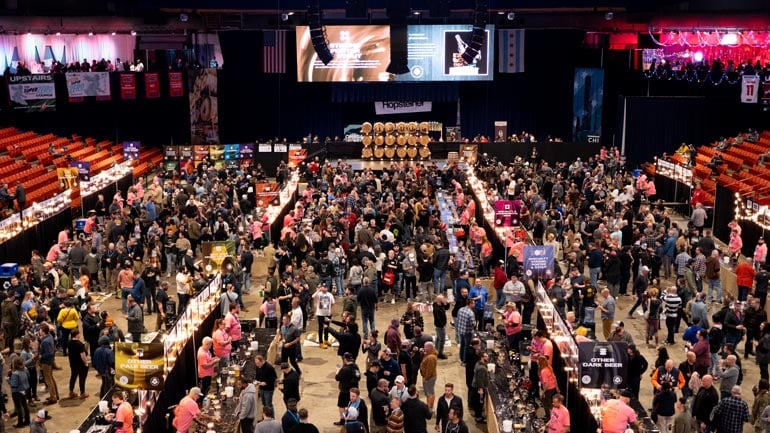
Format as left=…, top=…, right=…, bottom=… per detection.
left=360, top=121, right=432, bottom=160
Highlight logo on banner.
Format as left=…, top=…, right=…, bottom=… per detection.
left=578, top=341, right=628, bottom=389
left=145, top=73, right=160, bottom=98
left=122, top=141, right=140, bottom=160
left=69, top=161, right=91, bottom=182
left=288, top=149, right=307, bottom=168
left=742, top=75, right=760, bottom=103
left=522, top=245, right=554, bottom=281
left=168, top=72, right=184, bottom=97
left=7, top=74, right=56, bottom=112
left=114, top=342, right=165, bottom=391
left=374, top=101, right=433, bottom=115
left=56, top=167, right=79, bottom=190
left=119, top=73, right=136, bottom=100
left=494, top=200, right=519, bottom=226
left=239, top=143, right=254, bottom=159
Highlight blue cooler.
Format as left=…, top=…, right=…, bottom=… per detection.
left=0, top=263, right=18, bottom=277
left=75, top=219, right=87, bottom=231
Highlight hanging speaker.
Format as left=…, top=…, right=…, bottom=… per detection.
left=386, top=0, right=410, bottom=75
left=461, top=0, right=488, bottom=65
left=308, top=0, right=334, bottom=65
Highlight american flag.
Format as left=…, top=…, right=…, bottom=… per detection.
left=263, top=29, right=287, bottom=74
left=498, top=29, right=525, bottom=73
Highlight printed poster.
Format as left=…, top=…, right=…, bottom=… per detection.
left=69, top=161, right=91, bottom=182
left=578, top=341, right=628, bottom=389
left=122, top=141, right=140, bottom=160
left=288, top=148, right=307, bottom=168
left=168, top=71, right=184, bottom=97
left=119, top=73, right=136, bottom=100
left=522, top=245, right=554, bottom=281
left=494, top=121, right=507, bottom=142
left=7, top=74, right=56, bottom=112
left=56, top=167, right=79, bottom=190
left=189, top=69, right=219, bottom=144
left=66, top=72, right=111, bottom=102
left=163, top=146, right=179, bottom=172
left=572, top=68, right=604, bottom=142
left=255, top=182, right=280, bottom=207
left=494, top=200, right=518, bottom=227
left=114, top=342, right=166, bottom=390
left=239, top=143, right=254, bottom=160
left=200, top=241, right=236, bottom=274
left=742, top=75, right=760, bottom=103
left=144, top=72, right=160, bottom=99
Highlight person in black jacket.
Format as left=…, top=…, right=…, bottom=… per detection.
left=402, top=385, right=432, bottom=433
left=279, top=362, right=300, bottom=409
left=433, top=295, right=450, bottom=359
left=435, top=383, right=463, bottom=433
left=253, top=355, right=278, bottom=410
left=327, top=322, right=362, bottom=362
left=370, top=379, right=390, bottom=432
left=334, top=353, right=361, bottom=425
left=464, top=338, right=481, bottom=404
left=626, top=344, right=648, bottom=400
left=81, top=304, right=101, bottom=359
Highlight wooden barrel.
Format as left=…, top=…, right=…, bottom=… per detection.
left=407, top=134, right=418, bottom=146
left=396, top=122, right=407, bottom=134
left=420, top=135, right=430, bottom=146
left=374, top=135, right=385, bottom=146
left=419, top=121, right=430, bottom=134
left=362, top=135, right=373, bottom=146
left=419, top=147, right=431, bottom=158
left=397, top=134, right=407, bottom=146
left=385, top=122, right=395, bottom=134
left=362, top=147, right=373, bottom=158
left=396, top=147, right=407, bottom=158
left=407, top=122, right=418, bottom=133
left=374, top=146, right=385, bottom=158
left=361, top=122, right=373, bottom=134
left=373, top=122, right=385, bottom=135
left=407, top=147, right=418, bottom=158
left=385, top=147, right=396, bottom=158
left=385, top=134, right=396, bottom=146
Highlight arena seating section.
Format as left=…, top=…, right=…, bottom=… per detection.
left=0, top=127, right=162, bottom=214
left=665, top=131, right=770, bottom=207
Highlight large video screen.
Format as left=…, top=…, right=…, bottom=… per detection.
left=400, top=24, right=494, bottom=82
left=296, top=24, right=494, bottom=82
left=296, top=25, right=391, bottom=82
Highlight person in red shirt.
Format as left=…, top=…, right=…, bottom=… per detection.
left=735, top=258, right=757, bottom=302
left=105, top=391, right=134, bottom=433
left=493, top=262, right=508, bottom=310
left=173, top=387, right=218, bottom=433
left=691, top=184, right=706, bottom=208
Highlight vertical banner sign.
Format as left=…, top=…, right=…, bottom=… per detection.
left=168, top=72, right=184, bottom=97
left=288, top=148, right=307, bottom=168
left=494, top=121, right=508, bottom=142
left=193, top=145, right=209, bottom=167
left=114, top=342, right=166, bottom=390
left=56, top=167, right=79, bottom=190
left=578, top=341, right=628, bottom=389
left=163, top=146, right=179, bottom=172
left=742, top=75, right=760, bottom=103
left=7, top=74, right=56, bottom=112
left=494, top=200, right=518, bottom=227
left=762, top=77, right=770, bottom=106
left=179, top=145, right=194, bottom=161
left=498, top=29, right=525, bottom=73
left=522, top=245, right=554, bottom=281
left=122, top=141, right=140, bottom=160
left=119, top=73, right=136, bottom=100
left=209, top=144, right=225, bottom=169
left=255, top=182, right=281, bottom=207
left=69, top=161, right=91, bottom=182
left=572, top=68, right=604, bottom=142
left=189, top=69, right=219, bottom=145
left=223, top=144, right=239, bottom=169
left=144, top=73, right=160, bottom=99
left=200, top=241, right=236, bottom=274
left=239, top=143, right=254, bottom=160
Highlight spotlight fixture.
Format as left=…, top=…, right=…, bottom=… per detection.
left=507, top=12, right=515, bottom=21
left=130, top=30, right=136, bottom=36
left=497, top=11, right=505, bottom=15
left=412, top=10, right=421, bottom=15
left=281, top=13, right=289, bottom=21
left=88, top=31, right=94, bottom=36
left=111, top=31, right=116, bottom=36
left=56, top=31, right=61, bottom=36
left=604, top=11, right=614, bottom=21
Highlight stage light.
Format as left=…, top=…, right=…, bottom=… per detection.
left=281, top=13, right=289, bottom=21
left=498, top=11, right=505, bottom=15
left=26, top=30, right=31, bottom=35
left=179, top=13, right=189, bottom=22
left=720, top=32, right=738, bottom=45
left=56, top=31, right=61, bottom=36
left=693, top=51, right=704, bottom=62
left=111, top=31, right=116, bottom=36
left=507, top=12, right=515, bottom=20
left=604, top=11, right=614, bottom=21
left=88, top=31, right=94, bottom=36
left=413, top=10, right=421, bottom=15
left=130, top=30, right=136, bottom=36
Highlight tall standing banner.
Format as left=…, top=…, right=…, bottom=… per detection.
left=494, top=200, right=518, bottom=227
left=168, top=72, right=184, bottom=97
left=65, top=72, right=111, bottom=102
left=494, top=121, right=508, bottom=142
left=578, top=341, right=628, bottom=389
left=189, top=69, right=219, bottom=145
left=7, top=74, right=56, bottom=112
left=122, top=141, right=140, bottom=160
left=145, top=73, right=160, bottom=99
left=119, top=73, right=136, bottom=100
left=56, top=167, right=79, bottom=190
left=742, top=75, right=760, bottom=103
left=114, top=342, right=166, bottom=390
left=522, top=245, right=554, bottom=281
left=163, top=146, right=179, bottom=172
left=572, top=68, right=604, bottom=142
left=69, top=161, right=91, bottom=182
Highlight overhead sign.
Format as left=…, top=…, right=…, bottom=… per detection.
left=522, top=245, right=554, bottom=281
left=122, top=141, right=140, bottom=160
left=69, top=161, right=91, bottom=182
left=374, top=101, right=433, bottom=115
left=7, top=74, right=56, bottom=112
left=494, top=200, right=518, bottom=227
left=578, top=341, right=628, bottom=389
left=66, top=72, right=111, bottom=98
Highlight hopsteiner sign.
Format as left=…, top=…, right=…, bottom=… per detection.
left=374, top=101, right=432, bottom=115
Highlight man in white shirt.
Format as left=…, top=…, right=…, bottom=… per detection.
left=176, top=267, right=191, bottom=315
left=312, top=283, right=335, bottom=348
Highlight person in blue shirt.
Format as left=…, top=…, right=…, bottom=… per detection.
left=469, top=281, right=488, bottom=331
left=92, top=336, right=115, bottom=399
left=682, top=317, right=703, bottom=346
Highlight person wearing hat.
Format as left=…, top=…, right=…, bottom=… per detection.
left=389, top=375, right=408, bottom=403
left=334, top=353, right=362, bottom=425
left=30, top=410, right=51, bottom=433
left=601, top=390, right=637, bottom=433
left=92, top=335, right=115, bottom=399
left=124, top=294, right=144, bottom=343
left=172, top=387, right=217, bottom=433
left=607, top=321, right=634, bottom=345
left=278, top=362, right=300, bottom=409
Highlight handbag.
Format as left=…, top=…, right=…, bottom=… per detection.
left=382, top=269, right=395, bottom=286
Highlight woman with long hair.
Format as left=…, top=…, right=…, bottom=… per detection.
left=654, top=346, right=670, bottom=370
left=645, top=288, right=662, bottom=346
left=9, top=357, right=30, bottom=427
left=480, top=235, right=493, bottom=277
left=538, top=356, right=559, bottom=419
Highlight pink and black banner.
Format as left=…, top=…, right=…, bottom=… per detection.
left=120, top=73, right=136, bottom=100
left=145, top=73, right=160, bottom=99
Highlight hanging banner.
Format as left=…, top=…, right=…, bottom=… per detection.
left=119, top=73, right=136, bottom=100
left=193, top=145, right=209, bottom=166
left=374, top=101, right=432, bottom=115
left=239, top=143, right=254, bottom=160
left=163, top=146, right=179, bottom=172
left=223, top=144, right=239, bottom=166
left=572, top=68, right=604, bottom=142
left=258, top=143, right=272, bottom=153
left=494, top=200, right=518, bottom=227
left=742, top=75, right=760, bottom=103
left=65, top=72, right=111, bottom=101
left=201, top=241, right=236, bottom=274
left=189, top=69, right=219, bottom=145
left=168, top=71, right=184, bottom=97
left=494, top=121, right=507, bottom=142
left=7, top=74, right=56, bottom=112
left=179, top=145, right=194, bottom=161
left=522, top=245, right=554, bottom=281
left=209, top=144, right=224, bottom=161
left=56, top=167, right=79, bottom=190
left=578, top=341, right=628, bottom=389
left=122, top=141, right=140, bottom=160
left=145, top=73, right=161, bottom=99
left=69, top=161, right=91, bottom=182
left=114, top=342, right=166, bottom=391
left=274, top=143, right=288, bottom=153
left=288, top=148, right=307, bottom=168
